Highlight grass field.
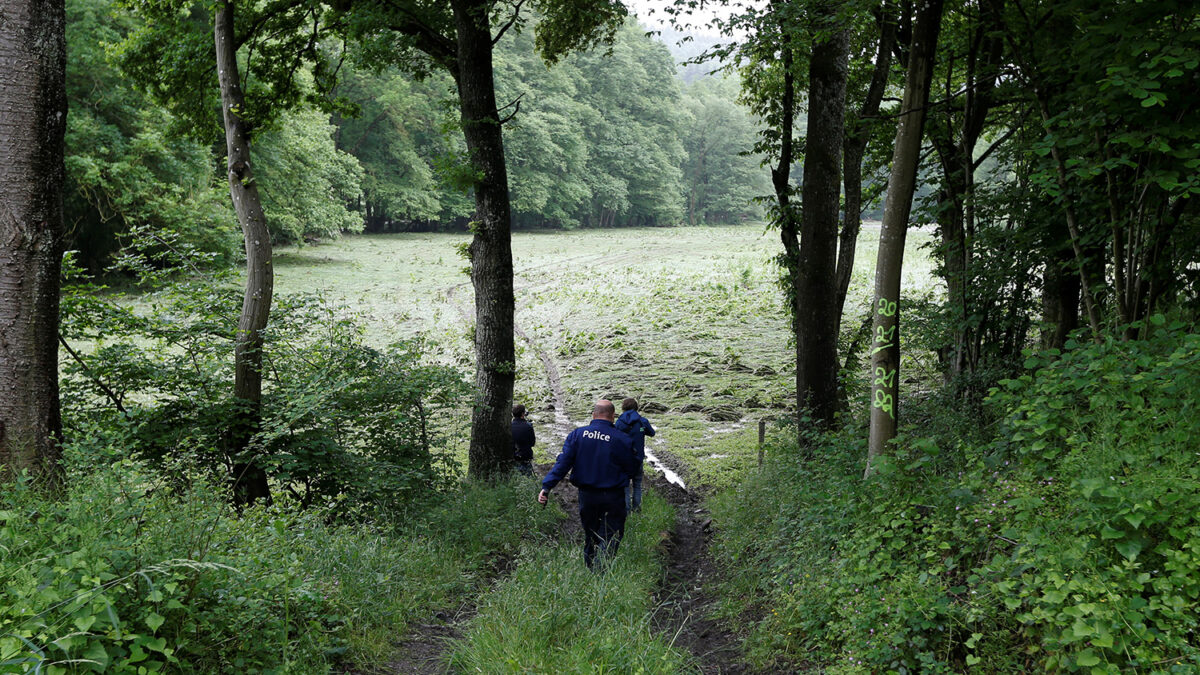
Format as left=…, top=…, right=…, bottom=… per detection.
left=274, top=223, right=941, bottom=492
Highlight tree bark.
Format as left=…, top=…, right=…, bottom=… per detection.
left=865, top=0, right=943, bottom=477
left=216, top=0, right=272, bottom=505
left=768, top=2, right=802, bottom=437
left=1040, top=218, right=1080, bottom=350
left=452, top=0, right=515, bottom=480
left=795, top=19, right=850, bottom=427
left=0, top=0, right=67, bottom=484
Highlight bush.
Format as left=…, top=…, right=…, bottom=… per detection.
left=60, top=260, right=469, bottom=513
left=711, top=320, right=1200, bottom=673
left=0, top=452, right=558, bottom=673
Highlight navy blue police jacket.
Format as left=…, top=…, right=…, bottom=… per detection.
left=542, top=419, right=639, bottom=492
left=511, top=418, right=536, bottom=461
left=615, top=410, right=656, bottom=463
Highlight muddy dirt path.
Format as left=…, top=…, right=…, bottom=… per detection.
left=649, top=476, right=755, bottom=674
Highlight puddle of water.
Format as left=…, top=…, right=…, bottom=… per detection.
left=645, top=444, right=686, bottom=490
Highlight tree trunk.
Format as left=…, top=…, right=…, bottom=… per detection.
left=865, top=0, right=943, bottom=477
left=769, top=2, right=801, bottom=436
left=216, top=0, right=272, bottom=505
left=795, top=20, right=849, bottom=427
left=0, top=0, right=67, bottom=484
left=452, top=0, right=514, bottom=480
left=1040, top=220, right=1080, bottom=350
left=836, top=5, right=896, bottom=332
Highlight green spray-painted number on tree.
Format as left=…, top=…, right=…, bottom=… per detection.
left=871, top=324, right=897, bottom=356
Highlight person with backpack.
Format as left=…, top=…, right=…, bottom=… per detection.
left=615, top=397, right=656, bottom=513
left=511, top=404, right=536, bottom=476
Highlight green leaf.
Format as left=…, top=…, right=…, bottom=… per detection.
left=1076, top=649, right=1101, bottom=667
left=83, top=641, right=110, bottom=669
left=74, top=614, right=97, bottom=633
left=145, top=612, right=165, bottom=633
left=1115, top=538, right=1143, bottom=561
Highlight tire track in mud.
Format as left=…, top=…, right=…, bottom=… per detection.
left=649, top=475, right=755, bottom=675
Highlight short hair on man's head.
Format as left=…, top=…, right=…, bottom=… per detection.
left=621, top=397, right=638, bottom=411
left=593, top=400, right=615, bottom=418
left=512, top=404, right=526, bottom=419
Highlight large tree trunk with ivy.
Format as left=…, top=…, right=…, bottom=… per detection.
left=216, top=0, right=272, bottom=504
left=452, top=0, right=515, bottom=480
left=865, top=0, right=943, bottom=477
left=795, top=18, right=850, bottom=427
left=0, top=0, right=67, bottom=484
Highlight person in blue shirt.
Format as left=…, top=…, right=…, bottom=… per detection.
left=538, top=400, right=639, bottom=569
left=615, top=397, right=656, bottom=512
left=511, top=404, right=536, bottom=477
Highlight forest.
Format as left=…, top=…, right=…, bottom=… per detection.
left=1, top=0, right=1198, bottom=672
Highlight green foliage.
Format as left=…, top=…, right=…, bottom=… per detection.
left=59, top=235, right=469, bottom=512
left=712, top=323, right=1200, bottom=672
left=64, top=0, right=238, bottom=270
left=0, top=455, right=556, bottom=673
left=680, top=75, right=770, bottom=224
left=114, top=0, right=347, bottom=140
left=254, top=108, right=365, bottom=243
left=333, top=67, right=464, bottom=228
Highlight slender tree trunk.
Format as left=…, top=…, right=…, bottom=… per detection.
left=865, top=0, right=943, bottom=477
left=769, top=3, right=801, bottom=435
left=836, top=4, right=896, bottom=332
left=1041, top=231, right=1080, bottom=350
left=795, top=19, right=850, bottom=427
left=452, top=0, right=514, bottom=480
left=1033, top=98, right=1103, bottom=342
left=0, top=0, right=67, bottom=483
left=216, top=0, right=272, bottom=504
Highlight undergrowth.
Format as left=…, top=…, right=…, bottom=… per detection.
left=0, top=446, right=557, bottom=674
left=711, top=320, right=1200, bottom=673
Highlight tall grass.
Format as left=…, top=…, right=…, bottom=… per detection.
left=447, top=491, right=697, bottom=673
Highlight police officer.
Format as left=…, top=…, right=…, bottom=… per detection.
left=538, top=400, right=639, bottom=569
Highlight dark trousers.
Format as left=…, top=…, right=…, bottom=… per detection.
left=577, top=487, right=627, bottom=569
